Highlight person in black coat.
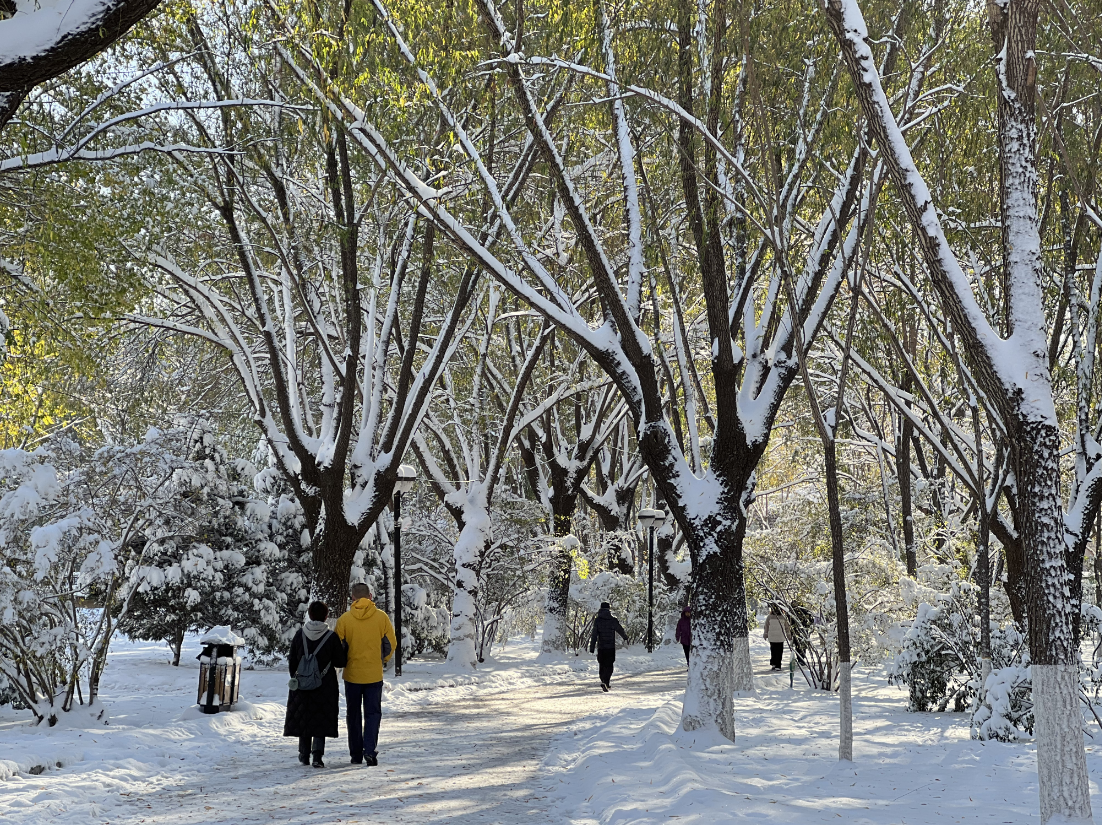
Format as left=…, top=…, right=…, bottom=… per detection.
left=589, top=602, right=628, bottom=692
left=283, top=601, right=347, bottom=767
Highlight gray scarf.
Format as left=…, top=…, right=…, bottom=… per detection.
left=302, top=619, right=330, bottom=642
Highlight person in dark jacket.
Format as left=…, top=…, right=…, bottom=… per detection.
left=675, top=607, right=691, bottom=665
left=589, top=602, right=628, bottom=692
left=284, top=601, right=347, bottom=767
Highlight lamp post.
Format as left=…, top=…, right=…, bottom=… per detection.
left=638, top=508, right=666, bottom=653
left=393, top=463, right=417, bottom=677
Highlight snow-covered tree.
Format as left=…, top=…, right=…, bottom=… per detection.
left=119, top=417, right=290, bottom=664
left=0, top=428, right=192, bottom=724
left=273, top=0, right=944, bottom=739
left=136, top=11, right=485, bottom=608
left=412, top=287, right=570, bottom=667
left=823, top=0, right=1096, bottom=817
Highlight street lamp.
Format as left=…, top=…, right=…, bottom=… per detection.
left=638, top=507, right=666, bottom=653
left=393, top=463, right=417, bottom=677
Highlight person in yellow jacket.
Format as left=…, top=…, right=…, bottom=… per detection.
left=335, top=582, right=396, bottom=766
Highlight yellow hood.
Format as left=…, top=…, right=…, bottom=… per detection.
left=335, top=597, right=396, bottom=684
left=350, top=598, right=378, bottom=621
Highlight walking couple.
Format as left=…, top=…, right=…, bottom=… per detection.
left=283, top=582, right=397, bottom=768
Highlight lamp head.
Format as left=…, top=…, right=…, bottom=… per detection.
left=638, top=508, right=664, bottom=529
left=395, top=463, right=417, bottom=494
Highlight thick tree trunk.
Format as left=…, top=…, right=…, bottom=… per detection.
left=681, top=514, right=742, bottom=738
left=639, top=420, right=755, bottom=738
left=446, top=502, right=488, bottom=669
left=311, top=514, right=366, bottom=613
left=675, top=463, right=753, bottom=737
left=1019, top=420, right=1092, bottom=823
left=541, top=507, right=576, bottom=654
left=730, top=510, right=753, bottom=694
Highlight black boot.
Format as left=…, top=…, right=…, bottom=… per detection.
left=298, top=753, right=310, bottom=766
left=312, top=752, right=325, bottom=768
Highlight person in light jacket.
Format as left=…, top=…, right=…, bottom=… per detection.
left=589, top=602, right=628, bottom=692
left=763, top=604, right=791, bottom=671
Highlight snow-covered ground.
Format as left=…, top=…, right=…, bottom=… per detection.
left=0, top=630, right=685, bottom=823
left=543, top=663, right=1078, bottom=823
left=3, top=630, right=1101, bottom=823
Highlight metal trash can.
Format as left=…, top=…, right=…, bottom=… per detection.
left=196, top=626, right=245, bottom=714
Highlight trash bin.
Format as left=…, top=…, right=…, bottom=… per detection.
left=196, top=626, right=245, bottom=714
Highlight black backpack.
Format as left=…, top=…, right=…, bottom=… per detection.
left=289, top=630, right=332, bottom=691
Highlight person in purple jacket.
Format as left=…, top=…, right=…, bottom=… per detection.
left=675, top=607, right=691, bottom=665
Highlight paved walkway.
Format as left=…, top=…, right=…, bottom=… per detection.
left=109, top=668, right=686, bottom=825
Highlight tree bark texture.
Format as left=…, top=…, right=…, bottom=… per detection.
left=310, top=514, right=367, bottom=613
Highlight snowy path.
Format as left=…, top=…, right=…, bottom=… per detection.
left=106, top=667, right=687, bottom=825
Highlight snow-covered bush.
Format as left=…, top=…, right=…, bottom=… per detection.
left=402, top=583, right=450, bottom=658
left=971, top=658, right=1034, bottom=741
left=565, top=568, right=673, bottom=654
left=119, top=419, right=293, bottom=665
left=889, top=573, right=1025, bottom=714
left=969, top=604, right=1102, bottom=742
left=0, top=430, right=194, bottom=724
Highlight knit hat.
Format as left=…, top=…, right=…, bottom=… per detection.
left=599, top=601, right=611, bottom=610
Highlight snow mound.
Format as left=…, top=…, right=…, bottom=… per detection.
left=198, top=626, right=246, bottom=645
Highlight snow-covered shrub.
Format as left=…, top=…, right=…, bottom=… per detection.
left=889, top=575, right=1025, bottom=714
left=565, top=568, right=672, bottom=654
left=118, top=419, right=295, bottom=666
left=0, top=430, right=195, bottom=724
left=402, top=583, right=450, bottom=657
left=971, top=658, right=1033, bottom=741
left=0, top=671, right=26, bottom=708
left=969, top=604, right=1102, bottom=742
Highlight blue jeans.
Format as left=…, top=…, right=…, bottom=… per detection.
left=345, top=680, right=383, bottom=760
